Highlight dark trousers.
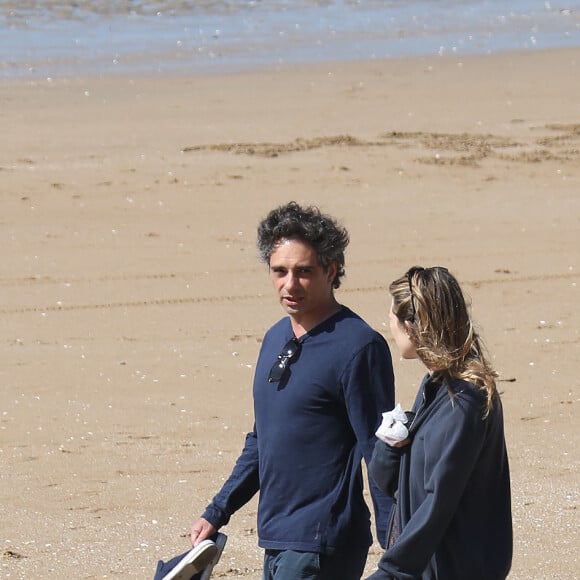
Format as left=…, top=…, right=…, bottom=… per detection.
left=263, top=547, right=367, bottom=580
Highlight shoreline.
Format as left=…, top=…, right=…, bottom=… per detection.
left=4, top=44, right=580, bottom=82
left=2, top=1, right=579, bottom=81
left=1, top=44, right=578, bottom=82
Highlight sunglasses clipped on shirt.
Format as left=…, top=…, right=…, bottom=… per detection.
left=268, top=337, right=302, bottom=383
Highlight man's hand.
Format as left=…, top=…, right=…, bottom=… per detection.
left=190, top=517, right=217, bottom=547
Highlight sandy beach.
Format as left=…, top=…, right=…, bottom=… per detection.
left=1, top=47, right=579, bottom=578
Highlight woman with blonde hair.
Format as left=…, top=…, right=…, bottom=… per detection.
left=366, top=266, right=512, bottom=580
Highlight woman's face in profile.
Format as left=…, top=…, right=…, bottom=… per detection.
left=389, top=300, right=417, bottom=360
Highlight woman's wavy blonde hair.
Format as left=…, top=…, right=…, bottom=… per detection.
left=389, top=266, right=498, bottom=415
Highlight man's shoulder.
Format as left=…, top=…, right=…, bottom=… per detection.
left=329, top=308, right=389, bottom=357
left=337, top=307, right=383, bottom=338
left=264, top=317, right=291, bottom=340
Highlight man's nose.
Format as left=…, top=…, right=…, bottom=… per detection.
left=283, top=272, right=300, bottom=290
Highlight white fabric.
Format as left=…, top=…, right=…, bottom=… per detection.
left=375, top=403, right=410, bottom=446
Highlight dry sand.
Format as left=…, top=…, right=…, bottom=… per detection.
left=1, top=48, right=579, bottom=579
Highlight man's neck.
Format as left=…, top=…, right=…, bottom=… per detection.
left=290, top=301, right=342, bottom=338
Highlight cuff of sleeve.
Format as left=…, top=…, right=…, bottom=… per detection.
left=202, top=504, right=230, bottom=529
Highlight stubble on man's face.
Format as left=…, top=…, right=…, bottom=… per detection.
left=268, top=239, right=335, bottom=324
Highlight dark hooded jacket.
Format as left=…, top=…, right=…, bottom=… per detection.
left=367, top=374, right=512, bottom=580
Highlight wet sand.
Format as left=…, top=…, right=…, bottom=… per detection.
left=1, top=47, right=579, bottom=578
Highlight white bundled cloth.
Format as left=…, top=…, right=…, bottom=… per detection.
left=375, top=403, right=410, bottom=446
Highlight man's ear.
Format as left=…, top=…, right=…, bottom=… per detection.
left=327, top=260, right=338, bottom=283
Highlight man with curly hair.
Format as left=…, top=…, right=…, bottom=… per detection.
left=190, top=201, right=395, bottom=579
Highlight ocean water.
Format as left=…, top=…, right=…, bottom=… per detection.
left=0, top=1, right=579, bottom=79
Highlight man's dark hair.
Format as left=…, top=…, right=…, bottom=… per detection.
left=257, top=201, right=349, bottom=289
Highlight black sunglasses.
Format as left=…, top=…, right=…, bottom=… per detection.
left=268, top=337, right=302, bottom=383
left=406, top=266, right=425, bottom=321
left=406, top=266, right=449, bottom=321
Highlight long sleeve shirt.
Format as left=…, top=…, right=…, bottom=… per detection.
left=203, top=306, right=395, bottom=553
